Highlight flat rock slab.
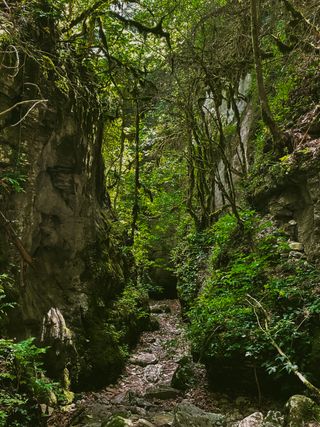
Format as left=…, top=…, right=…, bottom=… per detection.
left=173, top=403, right=226, bottom=427
left=102, top=416, right=134, bottom=427
left=145, top=385, right=181, bottom=400
left=134, top=419, right=156, bottom=427
left=152, top=412, right=174, bottom=426
left=130, top=354, right=158, bottom=367
left=288, top=241, right=304, bottom=251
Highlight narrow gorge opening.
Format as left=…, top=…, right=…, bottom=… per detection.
left=0, top=1, right=320, bottom=426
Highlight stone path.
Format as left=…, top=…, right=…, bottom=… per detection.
left=48, top=299, right=307, bottom=427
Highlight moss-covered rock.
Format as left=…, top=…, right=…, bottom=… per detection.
left=102, top=415, right=134, bottom=427
left=284, top=395, right=320, bottom=426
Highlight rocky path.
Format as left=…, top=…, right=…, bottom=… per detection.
left=49, top=300, right=316, bottom=427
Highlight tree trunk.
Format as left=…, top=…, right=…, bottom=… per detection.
left=250, top=0, right=282, bottom=146
left=130, top=100, right=140, bottom=244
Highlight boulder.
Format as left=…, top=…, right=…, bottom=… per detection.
left=285, top=395, right=320, bottom=427
left=71, top=403, right=112, bottom=426
left=144, top=364, right=162, bottom=383
left=130, top=353, right=158, bottom=367
left=145, top=385, right=181, bottom=400
left=238, top=412, right=264, bottom=427
left=152, top=412, right=174, bottom=426
left=288, top=241, right=304, bottom=251
left=173, top=403, right=226, bottom=427
left=171, top=356, right=194, bottom=391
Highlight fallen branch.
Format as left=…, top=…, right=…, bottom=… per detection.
left=246, top=294, right=320, bottom=401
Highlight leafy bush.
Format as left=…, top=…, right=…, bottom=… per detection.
left=172, top=226, right=214, bottom=310
left=0, top=174, right=26, bottom=195
left=181, top=211, right=320, bottom=389
left=0, top=336, right=62, bottom=426
left=0, top=276, right=63, bottom=426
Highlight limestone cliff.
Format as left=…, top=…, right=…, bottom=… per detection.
left=0, top=40, right=132, bottom=389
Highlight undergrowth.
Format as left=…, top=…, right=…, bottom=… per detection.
left=174, top=211, right=320, bottom=392
left=0, top=275, right=64, bottom=426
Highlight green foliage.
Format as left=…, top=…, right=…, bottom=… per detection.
left=0, top=278, right=63, bottom=426
left=0, top=275, right=15, bottom=319
left=113, top=282, right=149, bottom=321
left=0, top=174, right=26, bottom=195
left=172, top=224, right=213, bottom=309
left=0, top=336, right=62, bottom=426
left=181, top=211, right=320, bottom=386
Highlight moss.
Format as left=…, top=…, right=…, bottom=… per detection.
left=182, top=211, right=320, bottom=395
left=102, top=416, right=129, bottom=427
left=73, top=227, right=149, bottom=390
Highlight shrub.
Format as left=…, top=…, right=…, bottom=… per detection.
left=182, top=211, right=320, bottom=390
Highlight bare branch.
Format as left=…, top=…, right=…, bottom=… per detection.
left=0, top=99, right=48, bottom=119
left=246, top=294, right=320, bottom=401
left=10, top=100, right=47, bottom=127
left=0, top=211, right=33, bottom=267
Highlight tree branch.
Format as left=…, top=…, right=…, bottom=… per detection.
left=281, top=0, right=320, bottom=36
left=62, top=0, right=109, bottom=33
left=246, top=294, right=320, bottom=401
left=0, top=211, right=33, bottom=268
left=0, top=99, right=48, bottom=118
left=109, top=11, right=171, bottom=48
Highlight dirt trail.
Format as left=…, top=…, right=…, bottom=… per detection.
left=49, top=299, right=272, bottom=427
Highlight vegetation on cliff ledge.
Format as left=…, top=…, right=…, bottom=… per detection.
left=0, top=0, right=319, bottom=424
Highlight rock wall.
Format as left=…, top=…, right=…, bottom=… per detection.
left=248, top=116, right=320, bottom=263
left=0, top=52, right=128, bottom=388
left=210, top=76, right=320, bottom=263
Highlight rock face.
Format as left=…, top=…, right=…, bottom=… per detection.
left=0, top=47, right=130, bottom=387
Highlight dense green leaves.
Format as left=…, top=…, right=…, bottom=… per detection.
left=177, top=211, right=320, bottom=389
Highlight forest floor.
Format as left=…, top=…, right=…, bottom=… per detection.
left=48, top=299, right=281, bottom=427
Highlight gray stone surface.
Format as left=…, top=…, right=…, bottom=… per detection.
left=173, top=403, right=226, bottom=427
left=144, top=364, right=162, bottom=382
left=238, top=412, right=263, bottom=427
left=145, top=385, right=181, bottom=400
left=152, top=412, right=174, bottom=426
left=0, top=51, right=128, bottom=387
left=288, top=241, right=304, bottom=251
left=131, top=354, right=158, bottom=367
